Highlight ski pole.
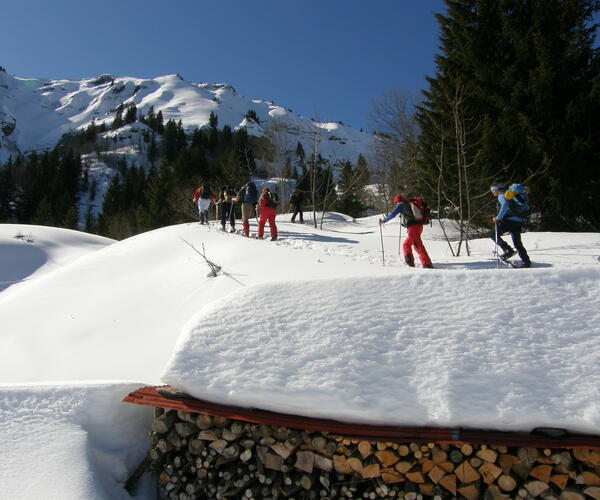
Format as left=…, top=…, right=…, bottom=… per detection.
left=398, top=223, right=402, bottom=255
left=494, top=223, right=499, bottom=269
left=379, top=221, right=385, bottom=267
left=228, top=201, right=235, bottom=228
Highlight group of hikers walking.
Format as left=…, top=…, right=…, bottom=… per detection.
left=379, top=182, right=531, bottom=269
left=192, top=181, right=305, bottom=241
left=194, top=179, right=531, bottom=268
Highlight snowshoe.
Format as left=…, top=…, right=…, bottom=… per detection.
left=499, top=256, right=527, bottom=268
left=501, top=248, right=517, bottom=260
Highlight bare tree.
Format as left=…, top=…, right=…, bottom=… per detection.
left=261, top=119, right=295, bottom=211
left=370, top=91, right=422, bottom=194
left=308, top=127, right=323, bottom=229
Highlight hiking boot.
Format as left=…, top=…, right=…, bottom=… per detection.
left=423, top=264, right=434, bottom=269
left=229, top=227, right=236, bottom=233
left=220, top=225, right=226, bottom=231
left=256, top=236, right=263, bottom=239
left=271, top=237, right=278, bottom=241
left=404, top=256, right=415, bottom=267
left=501, top=248, right=517, bottom=260
left=522, top=261, right=532, bottom=268
left=241, top=232, right=249, bottom=238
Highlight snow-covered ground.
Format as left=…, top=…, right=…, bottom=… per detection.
left=1, top=217, right=599, bottom=499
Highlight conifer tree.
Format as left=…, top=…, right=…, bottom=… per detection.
left=61, top=205, right=79, bottom=229
left=0, top=161, right=15, bottom=221
left=31, top=197, right=55, bottom=226
left=418, top=0, right=600, bottom=230
left=142, top=163, right=175, bottom=230
left=111, top=103, right=125, bottom=130
left=335, top=160, right=367, bottom=218
left=163, top=120, right=182, bottom=161
left=155, top=111, right=164, bottom=134
left=209, top=111, right=218, bottom=129
left=124, top=104, right=137, bottom=124
left=84, top=205, right=96, bottom=233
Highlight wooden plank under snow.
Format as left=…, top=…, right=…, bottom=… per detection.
left=123, top=385, right=600, bottom=450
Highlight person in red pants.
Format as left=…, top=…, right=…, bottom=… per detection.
left=379, top=194, right=433, bottom=268
left=256, top=188, right=279, bottom=241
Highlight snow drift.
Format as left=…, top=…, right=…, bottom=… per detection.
left=162, top=270, right=600, bottom=434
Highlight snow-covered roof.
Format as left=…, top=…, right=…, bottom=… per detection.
left=162, top=270, right=600, bottom=435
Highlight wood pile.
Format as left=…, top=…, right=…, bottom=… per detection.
left=147, top=408, right=600, bottom=499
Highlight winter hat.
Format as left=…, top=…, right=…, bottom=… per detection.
left=393, top=194, right=404, bottom=204
left=490, top=184, right=504, bottom=192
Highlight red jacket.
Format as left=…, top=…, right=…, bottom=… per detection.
left=192, top=188, right=201, bottom=202
left=192, top=187, right=215, bottom=203
left=257, top=191, right=278, bottom=211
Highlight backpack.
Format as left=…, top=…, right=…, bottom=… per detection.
left=265, top=190, right=279, bottom=209
left=246, top=182, right=258, bottom=204
left=199, top=185, right=212, bottom=199
left=504, top=183, right=531, bottom=218
left=224, top=186, right=235, bottom=203
left=408, top=197, right=432, bottom=224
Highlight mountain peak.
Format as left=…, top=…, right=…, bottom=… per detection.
left=0, top=71, right=374, bottom=165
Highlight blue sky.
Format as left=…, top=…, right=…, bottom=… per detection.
left=1, top=0, right=446, bottom=132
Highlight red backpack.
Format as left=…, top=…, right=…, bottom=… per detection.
left=408, top=197, right=432, bottom=224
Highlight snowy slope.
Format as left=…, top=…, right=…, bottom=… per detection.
left=0, top=382, right=153, bottom=500
left=1, top=217, right=599, bottom=499
left=0, top=224, right=113, bottom=292
left=0, top=70, right=374, bottom=165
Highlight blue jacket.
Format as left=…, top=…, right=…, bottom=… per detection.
left=382, top=203, right=404, bottom=223
left=496, top=193, right=523, bottom=222
left=238, top=182, right=258, bottom=204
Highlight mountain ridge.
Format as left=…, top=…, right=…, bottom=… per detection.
left=0, top=69, right=375, bottom=165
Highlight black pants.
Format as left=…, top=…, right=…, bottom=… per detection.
left=490, top=219, right=530, bottom=265
left=290, top=205, right=303, bottom=222
left=219, top=203, right=235, bottom=228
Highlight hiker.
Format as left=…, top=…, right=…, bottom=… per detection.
left=489, top=184, right=531, bottom=268
left=216, top=185, right=236, bottom=232
left=379, top=194, right=433, bottom=269
left=289, top=188, right=305, bottom=223
left=234, top=181, right=258, bottom=237
left=256, top=187, right=278, bottom=241
left=192, top=183, right=215, bottom=225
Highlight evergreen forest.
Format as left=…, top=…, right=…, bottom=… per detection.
left=374, top=0, right=599, bottom=233
left=0, top=107, right=371, bottom=240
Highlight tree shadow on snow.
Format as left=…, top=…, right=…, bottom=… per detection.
left=281, top=231, right=360, bottom=244
left=435, top=260, right=553, bottom=270
left=0, top=243, right=47, bottom=292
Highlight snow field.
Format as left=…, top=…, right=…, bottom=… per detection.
left=163, top=268, right=600, bottom=434
left=1, top=218, right=600, bottom=500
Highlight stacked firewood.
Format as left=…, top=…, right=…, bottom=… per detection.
left=147, top=408, right=600, bottom=499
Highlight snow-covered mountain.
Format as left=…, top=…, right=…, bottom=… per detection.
left=0, top=68, right=374, bottom=165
